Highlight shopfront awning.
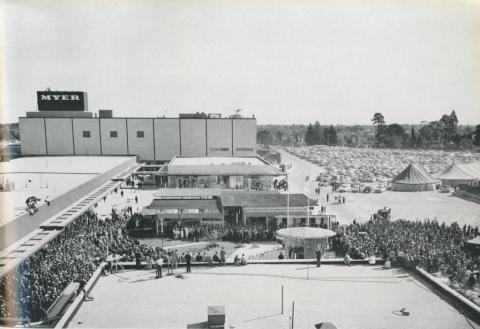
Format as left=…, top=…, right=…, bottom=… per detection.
left=141, top=198, right=223, bottom=219
left=243, top=207, right=310, bottom=218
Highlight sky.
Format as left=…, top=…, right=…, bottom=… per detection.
left=1, top=0, right=480, bottom=125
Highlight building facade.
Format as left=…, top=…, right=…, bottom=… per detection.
left=19, top=117, right=256, bottom=161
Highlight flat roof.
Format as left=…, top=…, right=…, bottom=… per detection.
left=68, top=264, right=477, bottom=329
left=170, top=157, right=266, bottom=166
left=0, top=156, right=135, bottom=226
left=153, top=188, right=222, bottom=198
left=160, top=156, right=283, bottom=176
left=0, top=156, right=133, bottom=174
left=147, top=199, right=219, bottom=210
left=221, top=190, right=315, bottom=208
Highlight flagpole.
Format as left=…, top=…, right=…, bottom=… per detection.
left=287, top=172, right=290, bottom=227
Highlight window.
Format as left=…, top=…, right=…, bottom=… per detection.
left=137, top=131, right=144, bottom=138
left=110, top=131, right=118, bottom=138
left=82, top=131, right=91, bottom=138
left=209, top=147, right=229, bottom=151
left=236, top=147, right=254, bottom=151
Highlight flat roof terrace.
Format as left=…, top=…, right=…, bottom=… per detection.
left=0, top=156, right=134, bottom=225
left=161, top=156, right=283, bottom=177
left=169, top=156, right=267, bottom=166
left=68, top=264, right=479, bottom=329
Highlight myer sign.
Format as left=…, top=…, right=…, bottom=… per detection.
left=41, top=94, right=80, bottom=101
left=37, top=91, right=88, bottom=112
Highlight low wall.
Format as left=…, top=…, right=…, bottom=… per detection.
left=0, top=157, right=137, bottom=252
left=54, top=263, right=106, bottom=329
left=453, top=190, right=480, bottom=205
left=416, top=268, right=480, bottom=322
left=115, top=258, right=383, bottom=269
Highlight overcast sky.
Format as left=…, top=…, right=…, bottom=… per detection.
left=1, top=0, right=479, bottom=125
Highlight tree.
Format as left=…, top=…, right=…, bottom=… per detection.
left=474, top=124, right=480, bottom=146
left=257, top=130, right=273, bottom=145
left=371, top=113, right=385, bottom=146
left=275, top=130, right=284, bottom=145
left=305, top=124, right=315, bottom=145
left=324, top=125, right=338, bottom=145
left=438, top=111, right=459, bottom=145
left=382, top=124, right=408, bottom=148
left=428, top=121, right=443, bottom=144
left=313, top=121, right=324, bottom=144
left=410, top=127, right=416, bottom=147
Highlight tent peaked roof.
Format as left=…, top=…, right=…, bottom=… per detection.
left=437, top=162, right=480, bottom=180
left=392, top=163, right=438, bottom=184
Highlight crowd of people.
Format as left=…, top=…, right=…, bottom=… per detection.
left=3, top=197, right=480, bottom=322
left=164, top=222, right=277, bottom=243
left=0, top=207, right=281, bottom=322
left=0, top=209, right=154, bottom=322
left=332, top=218, right=480, bottom=285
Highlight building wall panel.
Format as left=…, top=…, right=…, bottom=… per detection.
left=127, top=118, right=154, bottom=161
left=206, top=119, right=232, bottom=156
left=100, top=119, right=128, bottom=155
left=72, top=119, right=101, bottom=155
left=233, top=119, right=256, bottom=156
left=154, top=119, right=180, bottom=161
left=19, top=118, right=47, bottom=155
left=180, top=119, right=207, bottom=156
left=45, top=118, right=74, bottom=155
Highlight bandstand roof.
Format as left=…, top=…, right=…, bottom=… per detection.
left=276, top=227, right=336, bottom=240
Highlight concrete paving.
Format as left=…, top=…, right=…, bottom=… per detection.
left=68, top=264, right=479, bottom=329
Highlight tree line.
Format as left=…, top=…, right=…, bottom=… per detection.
left=372, top=111, right=480, bottom=149
left=257, top=112, right=480, bottom=149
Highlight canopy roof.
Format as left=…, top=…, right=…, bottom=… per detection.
left=392, top=164, right=438, bottom=185
left=160, top=156, right=283, bottom=176
left=466, top=237, right=480, bottom=246
left=437, top=162, right=480, bottom=181
left=221, top=191, right=315, bottom=208
left=141, top=198, right=222, bottom=217
left=276, top=227, right=336, bottom=240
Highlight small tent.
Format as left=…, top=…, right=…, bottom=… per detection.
left=391, top=164, right=439, bottom=192
left=436, top=162, right=480, bottom=187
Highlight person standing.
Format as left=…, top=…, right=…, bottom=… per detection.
left=185, top=252, right=192, bottom=273
left=165, top=253, right=172, bottom=275
left=316, top=247, right=322, bottom=267
left=75, top=278, right=93, bottom=301
left=171, top=249, right=178, bottom=271
left=220, top=247, right=226, bottom=266
left=326, top=194, right=329, bottom=203
left=121, top=190, right=124, bottom=198
left=156, top=256, right=163, bottom=278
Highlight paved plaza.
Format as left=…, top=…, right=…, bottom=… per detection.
left=69, top=264, right=479, bottom=329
